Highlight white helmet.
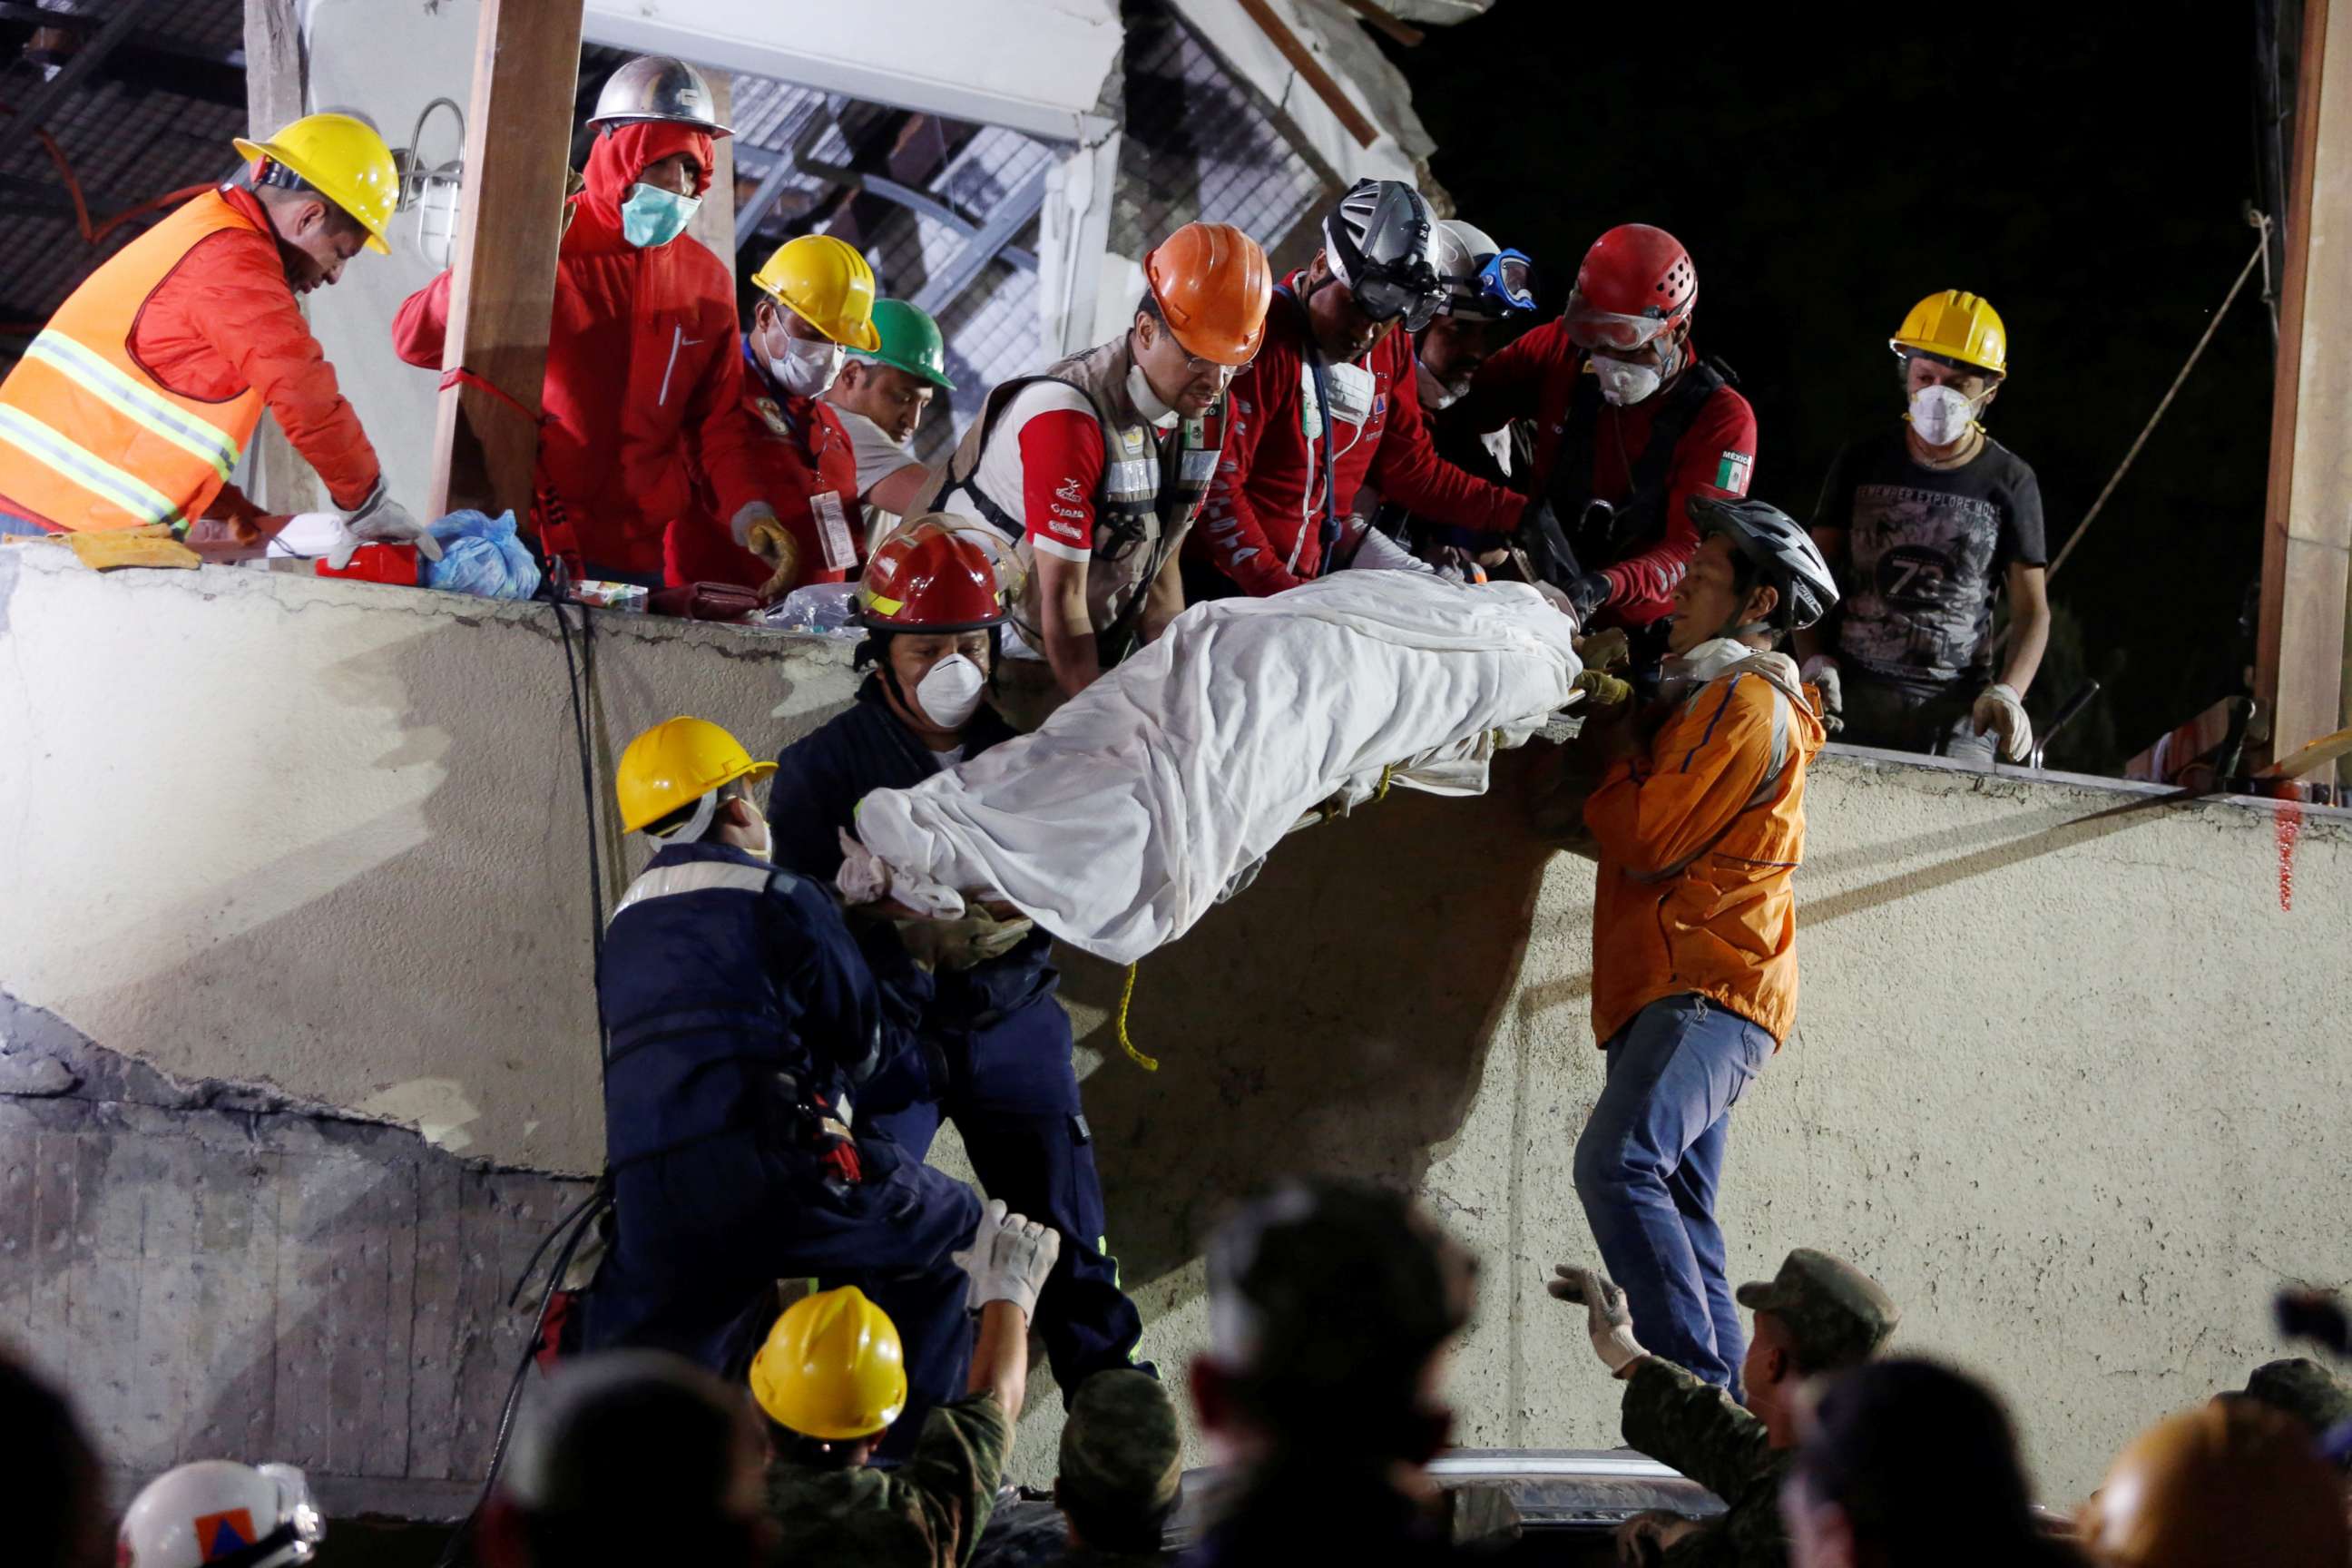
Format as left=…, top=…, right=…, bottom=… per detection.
left=1429, top=219, right=1535, bottom=321
left=120, top=1461, right=323, bottom=1568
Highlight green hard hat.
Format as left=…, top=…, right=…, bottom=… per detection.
left=853, top=298, right=955, bottom=392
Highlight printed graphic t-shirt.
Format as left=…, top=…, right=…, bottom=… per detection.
left=1813, top=429, right=2046, bottom=691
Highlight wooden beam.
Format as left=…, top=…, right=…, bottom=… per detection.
left=426, top=0, right=585, bottom=522
left=2259, top=0, right=2352, bottom=786
left=684, top=75, right=736, bottom=264
left=1235, top=0, right=1381, bottom=150
left=240, top=0, right=319, bottom=516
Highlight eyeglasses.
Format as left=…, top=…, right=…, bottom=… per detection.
left=1563, top=289, right=1681, bottom=352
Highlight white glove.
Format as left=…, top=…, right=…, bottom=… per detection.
left=951, top=1198, right=1061, bottom=1321
left=329, top=481, right=443, bottom=570
left=834, top=828, right=965, bottom=918
left=1799, top=654, right=1844, bottom=736
left=1548, top=1264, right=1648, bottom=1376
left=1971, top=681, right=2032, bottom=762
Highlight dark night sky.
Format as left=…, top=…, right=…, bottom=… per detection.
left=1387, top=0, right=2279, bottom=770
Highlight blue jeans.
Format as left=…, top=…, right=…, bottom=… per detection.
left=1573, top=993, right=1772, bottom=1391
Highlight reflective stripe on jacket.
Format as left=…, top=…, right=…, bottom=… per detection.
left=0, top=191, right=267, bottom=532
left=1584, top=643, right=1826, bottom=1046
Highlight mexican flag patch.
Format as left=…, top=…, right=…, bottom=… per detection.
left=1716, top=449, right=1753, bottom=495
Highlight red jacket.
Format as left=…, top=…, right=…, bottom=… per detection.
left=1450, top=318, right=1757, bottom=626
left=667, top=339, right=864, bottom=590
left=0, top=185, right=380, bottom=524
left=391, top=123, right=767, bottom=577
left=1192, top=275, right=1525, bottom=595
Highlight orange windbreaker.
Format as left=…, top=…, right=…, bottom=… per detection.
left=0, top=185, right=379, bottom=531
left=1583, top=642, right=1826, bottom=1048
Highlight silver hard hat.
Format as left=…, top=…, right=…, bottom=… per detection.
left=587, top=55, right=731, bottom=139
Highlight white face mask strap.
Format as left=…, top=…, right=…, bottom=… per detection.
left=652, top=789, right=720, bottom=847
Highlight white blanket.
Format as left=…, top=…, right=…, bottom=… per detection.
left=849, top=572, right=1583, bottom=964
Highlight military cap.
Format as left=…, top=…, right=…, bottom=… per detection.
left=1058, top=1370, right=1183, bottom=1531
left=2240, top=1357, right=2352, bottom=1444
left=1735, top=1248, right=1898, bottom=1371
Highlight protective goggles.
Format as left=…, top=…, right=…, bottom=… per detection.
left=1476, top=249, right=1537, bottom=312
left=1352, top=271, right=1446, bottom=332
left=1563, top=289, right=1684, bottom=352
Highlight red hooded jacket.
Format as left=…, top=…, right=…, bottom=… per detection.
left=1190, top=274, right=1525, bottom=596
left=392, top=123, right=768, bottom=578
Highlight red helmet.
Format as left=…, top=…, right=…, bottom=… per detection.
left=1566, top=224, right=1695, bottom=351
left=858, top=516, right=1008, bottom=632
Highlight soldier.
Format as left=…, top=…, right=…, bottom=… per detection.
left=969, top=1369, right=1185, bottom=1568
left=1552, top=1249, right=1898, bottom=1567
left=754, top=1201, right=1060, bottom=1568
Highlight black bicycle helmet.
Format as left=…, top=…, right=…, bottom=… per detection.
left=1689, top=495, right=1838, bottom=632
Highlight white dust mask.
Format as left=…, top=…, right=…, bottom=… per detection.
left=1907, top=383, right=1981, bottom=446
left=914, top=653, right=984, bottom=730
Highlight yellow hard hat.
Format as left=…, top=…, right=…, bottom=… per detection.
left=613, top=716, right=777, bottom=835
left=749, top=1286, right=906, bottom=1441
left=750, top=235, right=882, bottom=353
left=1889, top=289, right=2007, bottom=377
left=233, top=113, right=399, bottom=254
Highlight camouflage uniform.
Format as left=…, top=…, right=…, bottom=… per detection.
left=971, top=1370, right=1185, bottom=1568
left=1620, top=1250, right=1900, bottom=1568
left=767, top=1390, right=1011, bottom=1568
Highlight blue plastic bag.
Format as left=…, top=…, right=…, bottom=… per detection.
left=423, top=509, right=541, bottom=601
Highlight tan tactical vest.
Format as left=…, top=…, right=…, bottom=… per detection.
left=919, top=336, right=1219, bottom=653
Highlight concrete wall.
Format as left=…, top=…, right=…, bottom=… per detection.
left=3, top=550, right=2347, bottom=1504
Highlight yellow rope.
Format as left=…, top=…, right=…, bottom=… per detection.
left=1114, top=962, right=1159, bottom=1072
left=1373, top=763, right=1395, bottom=803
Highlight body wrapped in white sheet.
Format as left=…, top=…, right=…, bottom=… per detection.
left=848, top=572, right=1583, bottom=964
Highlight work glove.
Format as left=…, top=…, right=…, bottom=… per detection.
left=329, top=481, right=444, bottom=571
left=733, top=502, right=801, bottom=603
left=893, top=907, right=1036, bottom=972
left=1513, top=496, right=1583, bottom=589
left=1549, top=1264, right=1648, bottom=1376
left=1799, top=654, right=1845, bottom=736
left=952, top=1198, right=1062, bottom=1321
left=1971, top=681, right=2033, bottom=762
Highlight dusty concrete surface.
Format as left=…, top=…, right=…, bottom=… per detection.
left=3, top=552, right=2347, bottom=1504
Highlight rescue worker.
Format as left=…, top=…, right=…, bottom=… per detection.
left=1366, top=218, right=1540, bottom=561
left=118, top=1460, right=324, bottom=1567
left=826, top=298, right=955, bottom=551
left=918, top=220, right=1271, bottom=699
left=0, top=113, right=437, bottom=566
left=668, top=233, right=881, bottom=596
left=2078, top=1399, right=2352, bottom=1568
left=581, top=714, right=982, bottom=1460
left=1449, top=223, right=1758, bottom=645
left=1185, top=1178, right=1479, bottom=1567
left=766, top=518, right=1151, bottom=1400
left=1552, top=1248, right=1898, bottom=1567
left=754, top=1214, right=1058, bottom=1568
left=392, top=56, right=777, bottom=587
left=1190, top=181, right=1532, bottom=602
left=968, top=1370, right=1185, bottom=1568
left=478, top=1351, right=775, bottom=1568
left=1785, top=1360, right=2069, bottom=1568
left=1570, top=497, right=1837, bottom=1396
left=1798, top=291, right=2051, bottom=767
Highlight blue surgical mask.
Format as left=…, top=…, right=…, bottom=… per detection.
left=620, top=181, right=701, bottom=249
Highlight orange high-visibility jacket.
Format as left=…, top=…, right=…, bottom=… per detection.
left=0, top=187, right=379, bottom=532
left=1583, top=645, right=1827, bottom=1048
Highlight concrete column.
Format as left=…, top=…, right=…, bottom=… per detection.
left=1039, top=131, right=1122, bottom=358
left=2260, top=0, right=2352, bottom=782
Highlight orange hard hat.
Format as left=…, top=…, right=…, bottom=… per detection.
left=2077, top=1399, right=2349, bottom=1568
left=1144, top=221, right=1272, bottom=367
left=859, top=514, right=1008, bottom=632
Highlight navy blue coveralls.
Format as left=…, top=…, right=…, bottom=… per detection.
left=580, top=838, right=982, bottom=1450
left=768, top=677, right=1147, bottom=1398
